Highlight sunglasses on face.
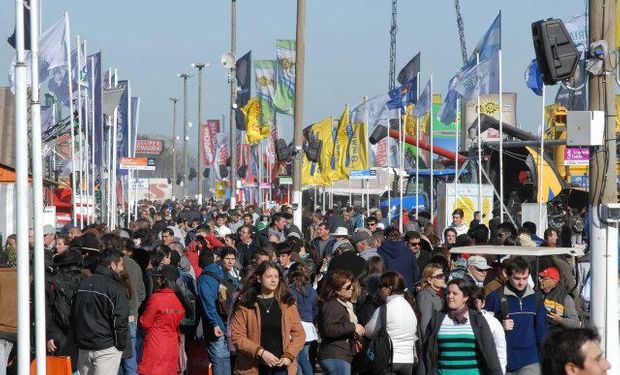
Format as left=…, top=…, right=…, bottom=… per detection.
left=408, top=241, right=420, bottom=247
left=474, top=267, right=489, bottom=273
left=431, top=273, right=445, bottom=279
left=367, top=223, right=377, bottom=227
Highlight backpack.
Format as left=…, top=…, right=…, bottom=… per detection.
left=50, top=273, right=80, bottom=331
left=363, top=304, right=393, bottom=374
left=203, top=271, right=240, bottom=319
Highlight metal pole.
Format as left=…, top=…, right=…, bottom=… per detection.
left=230, top=0, right=238, bottom=208
left=538, top=85, right=545, bottom=233
left=170, top=98, right=178, bottom=199
left=415, top=73, right=420, bottom=220
left=429, top=74, right=434, bottom=221
left=14, top=2, right=31, bottom=373
left=476, top=54, right=483, bottom=214
left=588, top=0, right=619, bottom=366
left=398, top=108, right=403, bottom=232
left=111, top=69, right=118, bottom=229
left=179, top=73, right=190, bottom=198
left=193, top=63, right=207, bottom=202
left=454, top=97, right=459, bottom=211
left=65, top=15, right=77, bottom=226
left=76, top=35, right=84, bottom=228
left=90, top=55, right=96, bottom=224
left=28, top=1, right=44, bottom=373
left=498, top=49, right=504, bottom=222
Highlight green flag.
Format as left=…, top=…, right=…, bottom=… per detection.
left=273, top=39, right=296, bottom=115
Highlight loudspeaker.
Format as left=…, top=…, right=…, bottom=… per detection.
left=275, top=139, right=290, bottom=161
left=369, top=124, right=388, bottom=145
left=203, top=168, right=210, bottom=178
left=238, top=165, right=248, bottom=178
left=219, top=165, right=229, bottom=178
left=304, top=138, right=322, bottom=162
left=188, top=168, right=197, bottom=181
left=531, top=19, right=580, bottom=85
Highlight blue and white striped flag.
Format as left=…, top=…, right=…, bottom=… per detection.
left=412, top=79, right=432, bottom=118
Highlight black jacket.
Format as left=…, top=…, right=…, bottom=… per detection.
left=422, top=309, right=503, bottom=375
left=317, top=299, right=356, bottom=363
left=71, top=266, right=129, bottom=351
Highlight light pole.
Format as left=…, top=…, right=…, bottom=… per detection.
left=178, top=73, right=191, bottom=197
left=230, top=0, right=238, bottom=208
left=169, top=97, right=179, bottom=198
left=292, top=0, right=306, bottom=228
left=192, top=62, right=209, bottom=202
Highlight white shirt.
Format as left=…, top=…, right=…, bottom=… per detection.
left=215, top=225, right=232, bottom=237
left=365, top=295, right=418, bottom=364
left=481, top=310, right=507, bottom=374
left=450, top=222, right=469, bottom=236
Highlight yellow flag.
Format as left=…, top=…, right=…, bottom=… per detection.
left=242, top=97, right=269, bottom=144
left=302, top=154, right=326, bottom=186
left=308, top=116, right=334, bottom=185
left=526, top=146, right=564, bottom=203
left=348, top=116, right=368, bottom=172
left=404, top=103, right=416, bottom=136
left=328, top=106, right=350, bottom=181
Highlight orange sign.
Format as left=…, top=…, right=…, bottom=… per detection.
left=119, top=157, right=156, bottom=170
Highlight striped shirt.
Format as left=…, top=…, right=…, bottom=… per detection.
left=437, top=315, right=481, bottom=375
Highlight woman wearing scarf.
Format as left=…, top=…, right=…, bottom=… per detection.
left=317, top=270, right=365, bottom=374
left=417, top=263, right=447, bottom=337
left=423, top=278, right=503, bottom=375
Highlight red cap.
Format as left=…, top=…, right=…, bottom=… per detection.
left=538, top=266, right=560, bottom=282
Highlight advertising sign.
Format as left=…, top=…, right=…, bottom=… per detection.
left=564, top=147, right=589, bottom=166
left=119, top=157, right=156, bottom=171
left=134, top=178, right=172, bottom=200
left=349, top=169, right=377, bottom=180
left=135, top=140, right=164, bottom=155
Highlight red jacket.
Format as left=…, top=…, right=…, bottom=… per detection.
left=137, top=288, right=185, bottom=375
left=186, top=235, right=223, bottom=276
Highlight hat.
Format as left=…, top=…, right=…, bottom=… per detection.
left=467, top=255, right=492, bottom=270
left=43, top=224, right=56, bottom=235
left=350, top=231, right=371, bottom=245
left=286, top=232, right=301, bottom=239
left=80, top=233, right=100, bottom=253
left=539, top=266, right=560, bottom=282
left=152, top=265, right=179, bottom=282
left=331, top=227, right=350, bottom=237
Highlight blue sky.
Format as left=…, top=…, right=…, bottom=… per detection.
left=1, top=0, right=587, bottom=146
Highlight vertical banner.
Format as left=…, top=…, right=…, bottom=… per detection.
left=254, top=60, right=276, bottom=127
left=273, top=40, right=296, bottom=115
left=116, top=80, right=129, bottom=176
left=89, top=53, right=103, bottom=171
left=214, top=133, right=230, bottom=180
left=130, top=97, right=140, bottom=157
left=202, top=119, right=220, bottom=165
left=235, top=51, right=252, bottom=130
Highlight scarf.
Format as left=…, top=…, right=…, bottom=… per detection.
left=448, top=305, right=469, bottom=324
left=337, top=299, right=358, bottom=324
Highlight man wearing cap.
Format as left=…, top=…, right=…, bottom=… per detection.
left=537, top=266, right=580, bottom=332
left=351, top=230, right=379, bottom=261
left=43, top=224, right=57, bottom=253
left=326, top=240, right=366, bottom=279
left=326, top=227, right=350, bottom=258
left=463, top=255, right=493, bottom=288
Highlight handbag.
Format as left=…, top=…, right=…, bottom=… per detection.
left=30, top=356, right=72, bottom=375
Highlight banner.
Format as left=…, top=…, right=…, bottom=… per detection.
left=254, top=60, right=276, bottom=127
left=89, top=52, right=103, bottom=173
left=130, top=97, right=139, bottom=157
left=273, top=40, right=296, bottom=115
left=116, top=80, right=129, bottom=175
left=214, top=133, right=230, bottom=180
left=135, top=140, right=164, bottom=155
left=235, top=50, right=252, bottom=130
left=242, top=97, right=269, bottom=144
left=202, top=119, right=220, bottom=164
left=348, top=101, right=369, bottom=171
left=397, top=52, right=421, bottom=85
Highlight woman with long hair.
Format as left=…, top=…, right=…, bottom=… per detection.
left=417, top=263, right=446, bottom=336
left=317, top=270, right=365, bottom=374
left=287, top=262, right=318, bottom=375
left=356, top=256, right=387, bottom=325
left=365, top=272, right=418, bottom=375
left=137, top=265, right=187, bottom=375
left=423, top=279, right=502, bottom=375
left=230, top=261, right=305, bottom=375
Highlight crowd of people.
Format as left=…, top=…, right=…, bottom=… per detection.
left=0, top=200, right=613, bottom=375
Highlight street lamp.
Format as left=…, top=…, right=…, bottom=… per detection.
left=191, top=62, right=210, bottom=203
left=177, top=73, right=191, bottom=198
left=169, top=97, right=179, bottom=198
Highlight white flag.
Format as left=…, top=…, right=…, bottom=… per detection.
left=412, top=79, right=432, bottom=118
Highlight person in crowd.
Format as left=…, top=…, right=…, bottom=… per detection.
left=317, top=269, right=365, bottom=374
left=257, top=213, right=288, bottom=247
left=417, top=263, right=446, bottom=336
left=185, top=218, right=201, bottom=245
left=229, top=211, right=244, bottom=234
left=463, top=255, right=493, bottom=288
left=537, top=266, right=580, bottom=332
left=221, top=246, right=242, bottom=289
left=306, top=211, right=323, bottom=241
left=469, top=287, right=507, bottom=374
left=404, top=230, right=431, bottom=273
left=470, top=211, right=482, bottom=229
left=484, top=258, right=508, bottom=296
left=378, top=226, right=420, bottom=290
left=365, top=216, right=379, bottom=233
left=541, top=327, right=611, bottom=375
left=356, top=256, right=387, bottom=325
left=521, top=222, right=543, bottom=246
left=310, top=222, right=336, bottom=259
left=373, top=209, right=389, bottom=229
left=71, top=249, right=129, bottom=374
left=161, top=227, right=175, bottom=246
left=423, top=279, right=503, bottom=375
left=485, top=256, right=549, bottom=375
left=326, top=239, right=366, bottom=279
left=542, top=228, right=559, bottom=248
left=0, top=258, right=16, bottom=375
left=137, top=265, right=187, bottom=375
left=215, top=213, right=233, bottom=237
left=365, top=272, right=418, bottom=375
left=230, top=261, right=306, bottom=375
left=470, top=224, right=491, bottom=245
left=351, top=230, right=379, bottom=261
left=495, top=222, right=518, bottom=245
left=53, top=234, right=70, bottom=256
left=288, top=262, right=319, bottom=375
left=237, top=224, right=259, bottom=269
left=443, top=227, right=457, bottom=246
left=449, top=208, right=469, bottom=236
left=276, top=242, right=295, bottom=281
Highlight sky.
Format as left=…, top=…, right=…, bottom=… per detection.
left=1, top=0, right=588, bottom=147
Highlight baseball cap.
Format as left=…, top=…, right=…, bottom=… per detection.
left=467, top=255, right=492, bottom=270
left=43, top=224, right=56, bottom=235
left=538, top=266, right=560, bottom=282
left=350, top=231, right=371, bottom=246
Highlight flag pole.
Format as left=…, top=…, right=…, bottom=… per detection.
left=430, top=74, right=434, bottom=222
left=111, top=69, right=119, bottom=229
left=66, top=14, right=77, bottom=226
left=398, top=107, right=404, bottom=232
left=14, top=1, right=31, bottom=373
left=538, top=84, right=545, bottom=231
left=476, top=53, right=483, bottom=216
left=364, top=96, right=370, bottom=217
left=499, top=49, right=504, bottom=222
left=83, top=40, right=90, bottom=226
left=29, top=1, right=46, bottom=373
left=76, top=35, right=84, bottom=229
left=89, top=55, right=96, bottom=224
left=127, top=82, right=133, bottom=225
left=415, top=72, right=420, bottom=220
left=454, top=97, right=459, bottom=212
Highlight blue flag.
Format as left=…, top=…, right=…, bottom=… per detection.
left=387, top=78, right=417, bottom=110
left=524, top=59, right=543, bottom=96
left=412, top=79, right=432, bottom=118
left=116, top=80, right=129, bottom=176
left=88, top=52, right=103, bottom=172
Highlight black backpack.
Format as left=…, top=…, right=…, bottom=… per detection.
left=50, top=273, right=81, bottom=331
left=363, top=304, right=393, bottom=374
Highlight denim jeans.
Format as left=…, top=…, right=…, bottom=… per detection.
left=320, top=358, right=351, bottom=375
left=207, top=335, right=231, bottom=375
left=135, top=327, right=145, bottom=365
left=296, top=343, right=314, bottom=375
left=118, top=321, right=138, bottom=375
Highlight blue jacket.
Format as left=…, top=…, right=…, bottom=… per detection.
left=289, top=284, right=318, bottom=323
left=197, top=263, right=226, bottom=333
left=378, top=240, right=420, bottom=290
left=485, top=284, right=549, bottom=372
